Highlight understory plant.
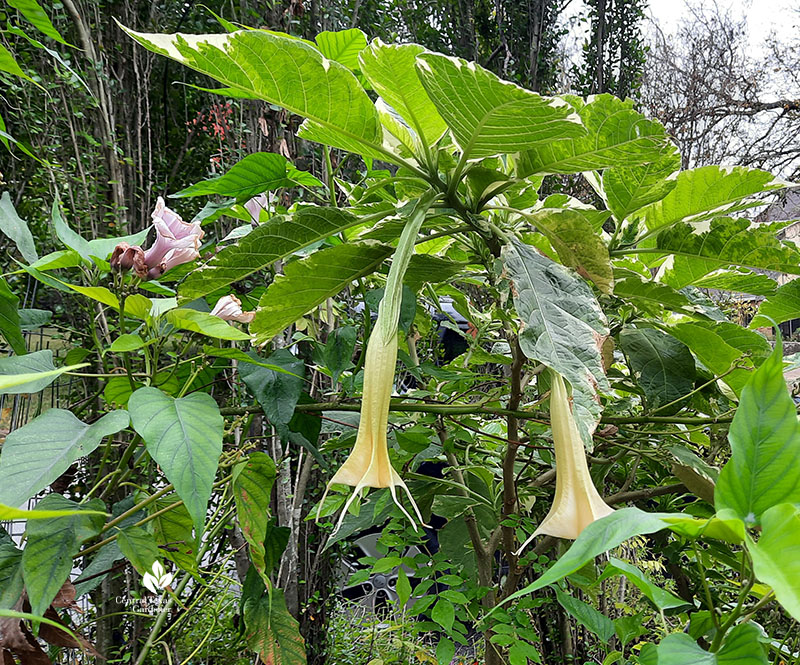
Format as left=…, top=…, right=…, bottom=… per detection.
left=2, top=18, right=800, bottom=665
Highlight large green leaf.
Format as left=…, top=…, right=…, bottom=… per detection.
left=503, top=239, right=608, bottom=443
left=244, top=588, right=307, bottom=665
left=516, top=95, right=673, bottom=176
left=619, top=327, right=696, bottom=415
left=7, top=0, right=68, bottom=44
left=178, top=206, right=362, bottom=302
left=165, top=308, right=250, bottom=341
left=240, top=349, right=305, bottom=430
left=750, top=278, right=800, bottom=328
left=612, top=273, right=695, bottom=317
left=0, top=349, right=87, bottom=395
left=315, top=29, right=367, bottom=70
left=0, top=191, right=38, bottom=263
left=597, top=557, right=690, bottom=611
left=122, top=26, right=383, bottom=158
left=655, top=624, right=768, bottom=665
left=149, top=494, right=198, bottom=572
left=503, top=508, right=671, bottom=606
left=715, top=346, right=800, bottom=525
left=251, top=242, right=393, bottom=344
left=232, top=452, right=277, bottom=579
left=359, top=40, right=446, bottom=144
left=116, top=525, right=160, bottom=576
left=51, top=199, right=92, bottom=262
left=749, top=502, right=800, bottom=621
left=129, top=387, right=223, bottom=533
left=603, top=151, right=681, bottom=221
left=21, top=494, right=105, bottom=616
left=414, top=53, right=584, bottom=160
left=635, top=165, right=785, bottom=231
left=691, top=270, right=777, bottom=298
left=555, top=589, right=615, bottom=643
left=0, top=541, right=23, bottom=609
left=654, top=218, right=800, bottom=289
left=0, top=276, right=26, bottom=355
left=0, top=42, right=38, bottom=85
left=0, top=409, right=129, bottom=508
left=173, top=152, right=322, bottom=200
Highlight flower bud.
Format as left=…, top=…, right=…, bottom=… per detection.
left=210, top=294, right=254, bottom=324
left=110, top=242, right=147, bottom=278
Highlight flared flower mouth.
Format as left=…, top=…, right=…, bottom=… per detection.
left=517, top=371, right=613, bottom=552
left=142, top=197, right=203, bottom=278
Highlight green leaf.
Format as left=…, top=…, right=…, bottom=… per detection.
left=404, top=253, right=465, bottom=291
left=692, top=270, right=777, bottom=298
left=436, top=637, right=456, bottom=665
left=0, top=276, right=27, bottom=355
left=243, top=588, right=307, bottom=665
left=28, top=249, right=83, bottom=271
left=0, top=409, right=128, bottom=508
left=0, top=541, right=23, bottom=609
left=0, top=503, right=106, bottom=520
left=202, top=346, right=301, bottom=376
left=612, top=274, right=695, bottom=316
left=240, top=349, right=305, bottom=430
left=598, top=558, right=690, bottom=612
left=0, top=191, right=38, bottom=263
left=525, top=208, right=614, bottom=293
left=51, top=199, right=91, bottom=262
left=396, top=568, right=411, bottom=608
left=165, top=308, right=250, bottom=341
left=715, top=346, right=800, bottom=525
left=414, top=53, right=585, bottom=160
left=149, top=495, right=198, bottom=572
left=635, top=165, right=785, bottom=231
left=109, top=333, right=149, bottom=353
left=178, top=206, right=362, bottom=302
left=129, top=387, right=223, bottom=533
left=122, top=25, right=383, bottom=158
left=323, top=325, right=357, bottom=384
left=116, top=525, right=160, bottom=575
left=315, top=29, right=367, bottom=70
left=22, top=494, right=105, bottom=616
left=173, top=152, right=321, bottom=200
left=750, top=278, right=800, bottom=328
left=251, top=242, right=393, bottom=344
left=749, top=503, right=800, bottom=621
left=84, top=228, right=150, bottom=261
left=233, top=452, right=277, bottom=579
left=7, top=0, right=68, bottom=44
left=0, top=349, right=87, bottom=395
left=555, top=589, right=615, bottom=643
left=503, top=239, right=608, bottom=443
left=263, top=519, right=291, bottom=577
left=619, top=327, right=696, bottom=414
left=516, top=95, right=673, bottom=176
left=603, top=151, right=681, bottom=221
left=655, top=623, right=767, bottom=665
left=431, top=598, right=455, bottom=631
left=0, top=42, right=38, bottom=85
left=359, top=40, right=447, bottom=144
left=19, top=308, right=52, bottom=329
left=502, top=508, right=670, bottom=607
left=655, top=218, right=800, bottom=289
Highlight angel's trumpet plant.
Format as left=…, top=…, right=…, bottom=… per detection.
left=321, top=193, right=437, bottom=533
left=517, top=371, right=613, bottom=552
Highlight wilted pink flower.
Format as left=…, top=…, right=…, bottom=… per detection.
left=143, top=197, right=204, bottom=277
left=110, top=242, right=147, bottom=278
left=210, top=294, right=254, bottom=324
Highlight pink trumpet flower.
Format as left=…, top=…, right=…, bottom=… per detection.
left=143, top=197, right=203, bottom=278
left=517, top=371, right=613, bottom=552
left=210, top=294, right=255, bottom=324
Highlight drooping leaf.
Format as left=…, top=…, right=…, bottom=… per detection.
left=243, top=588, right=307, bottom=665
left=0, top=42, right=38, bottom=85
left=232, top=452, right=277, bottom=579
left=7, top=0, right=68, bottom=44
left=149, top=494, right=198, bottom=572
left=165, top=308, right=250, bottom=341
left=129, top=387, right=223, bottom=533
left=634, top=165, right=785, bottom=231
left=122, top=25, right=383, bottom=158
left=619, top=327, right=696, bottom=414
left=0, top=409, right=129, bottom=508
left=116, top=525, right=160, bottom=576
left=322, top=326, right=357, bottom=384
left=0, top=277, right=26, bottom=355
left=597, top=558, right=691, bottom=612
left=178, top=206, right=363, bottom=302
left=516, top=95, right=673, bottom=176
left=22, top=495, right=105, bottom=616
left=415, top=52, right=585, bottom=160
left=358, top=40, right=447, bottom=144
left=251, top=242, right=393, bottom=344
left=0, top=349, right=87, bottom=395
left=750, top=277, right=800, bottom=328
left=555, top=589, right=615, bottom=643
left=0, top=191, right=38, bottom=263
left=239, top=349, right=305, bottom=431
left=18, top=308, right=52, bottom=329
left=655, top=623, right=767, bottom=665
left=315, top=29, right=367, bottom=70
left=655, top=218, right=800, bottom=289
left=173, top=152, right=321, bottom=200
left=603, top=151, right=681, bottom=221
left=503, top=239, right=608, bottom=443
left=748, top=502, right=800, bottom=621
left=715, top=346, right=800, bottom=525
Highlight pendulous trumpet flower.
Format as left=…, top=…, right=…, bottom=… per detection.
left=321, top=193, right=436, bottom=533
left=517, top=371, right=613, bottom=552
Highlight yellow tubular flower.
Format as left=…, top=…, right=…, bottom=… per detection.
left=321, top=193, right=437, bottom=533
left=517, top=371, right=613, bottom=551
